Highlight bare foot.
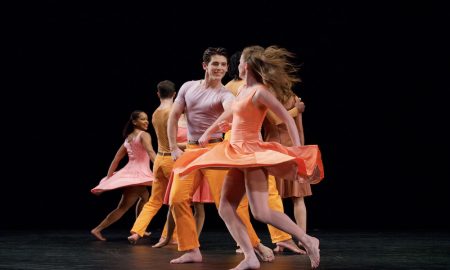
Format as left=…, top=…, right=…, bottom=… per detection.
left=152, top=237, right=170, bottom=248
left=297, top=241, right=305, bottom=250
left=91, top=229, right=106, bottom=241
left=144, top=231, right=151, bottom=237
left=127, top=233, right=140, bottom=245
left=304, top=236, right=320, bottom=269
left=170, top=249, right=202, bottom=264
left=230, top=255, right=260, bottom=270
left=273, top=239, right=306, bottom=254
left=254, top=243, right=274, bottom=262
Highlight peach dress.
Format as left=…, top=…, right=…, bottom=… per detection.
left=91, top=131, right=154, bottom=194
left=173, top=88, right=324, bottom=184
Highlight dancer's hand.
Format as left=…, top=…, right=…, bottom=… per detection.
left=295, top=97, right=305, bottom=113
left=218, top=120, right=231, bottom=133
left=197, top=133, right=211, bottom=148
left=170, top=147, right=183, bottom=161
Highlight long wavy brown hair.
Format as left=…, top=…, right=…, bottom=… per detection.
left=242, top=45, right=300, bottom=104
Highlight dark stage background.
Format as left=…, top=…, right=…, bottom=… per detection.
left=4, top=2, right=448, bottom=232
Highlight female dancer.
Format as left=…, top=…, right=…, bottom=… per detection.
left=91, top=110, right=156, bottom=241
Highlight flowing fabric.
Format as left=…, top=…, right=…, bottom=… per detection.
left=173, top=88, right=324, bottom=184
left=91, top=131, right=154, bottom=194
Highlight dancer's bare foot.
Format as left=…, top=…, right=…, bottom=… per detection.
left=152, top=237, right=170, bottom=248
left=170, top=249, right=202, bottom=264
left=297, top=241, right=305, bottom=249
left=91, top=229, right=106, bottom=241
left=127, top=233, right=140, bottom=245
left=304, top=236, right=320, bottom=269
left=273, top=239, right=306, bottom=254
left=254, top=243, right=274, bottom=262
left=230, top=255, right=260, bottom=270
left=144, top=231, right=151, bottom=237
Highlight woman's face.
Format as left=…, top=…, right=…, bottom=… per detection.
left=133, top=112, right=149, bottom=131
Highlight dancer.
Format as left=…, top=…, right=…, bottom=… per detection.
left=174, top=45, right=324, bottom=269
left=225, top=50, right=305, bottom=254
left=167, top=47, right=275, bottom=264
left=91, top=110, right=156, bottom=241
left=229, top=50, right=312, bottom=252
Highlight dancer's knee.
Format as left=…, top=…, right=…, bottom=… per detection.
left=251, top=208, right=271, bottom=223
left=218, top=203, right=234, bottom=221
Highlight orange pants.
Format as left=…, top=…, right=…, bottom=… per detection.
left=169, top=142, right=262, bottom=251
left=130, top=154, right=177, bottom=240
left=169, top=142, right=292, bottom=251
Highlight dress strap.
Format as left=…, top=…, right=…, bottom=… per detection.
left=135, top=131, right=144, bottom=140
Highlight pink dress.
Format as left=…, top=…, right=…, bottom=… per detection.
left=176, top=126, right=188, bottom=143
left=91, top=131, right=154, bottom=194
left=173, top=88, right=324, bottom=184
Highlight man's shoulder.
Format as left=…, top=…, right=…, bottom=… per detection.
left=182, top=80, right=200, bottom=89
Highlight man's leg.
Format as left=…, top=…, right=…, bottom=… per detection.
left=169, top=170, right=203, bottom=263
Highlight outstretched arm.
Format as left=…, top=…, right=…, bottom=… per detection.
left=107, top=145, right=127, bottom=177
left=141, top=132, right=157, bottom=163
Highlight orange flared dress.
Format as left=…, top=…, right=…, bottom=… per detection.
left=173, top=88, right=324, bottom=184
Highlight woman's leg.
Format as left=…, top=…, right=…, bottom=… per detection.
left=135, top=186, right=150, bottom=218
left=244, top=168, right=320, bottom=269
left=293, top=196, right=307, bottom=231
left=193, top=202, right=205, bottom=237
left=152, top=209, right=176, bottom=248
left=91, top=187, right=140, bottom=241
left=293, top=196, right=307, bottom=248
left=218, top=169, right=259, bottom=270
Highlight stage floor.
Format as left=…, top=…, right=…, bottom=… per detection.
left=0, top=229, right=449, bottom=269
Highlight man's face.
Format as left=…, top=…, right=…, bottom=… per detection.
left=204, top=55, right=228, bottom=81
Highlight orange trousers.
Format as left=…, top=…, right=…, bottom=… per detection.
left=130, top=154, right=178, bottom=240
left=169, top=142, right=291, bottom=251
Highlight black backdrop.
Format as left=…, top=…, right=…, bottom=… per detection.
left=4, top=2, right=449, bottom=231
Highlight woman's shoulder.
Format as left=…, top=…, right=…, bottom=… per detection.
left=136, top=130, right=151, bottom=141
left=253, top=84, right=270, bottom=96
